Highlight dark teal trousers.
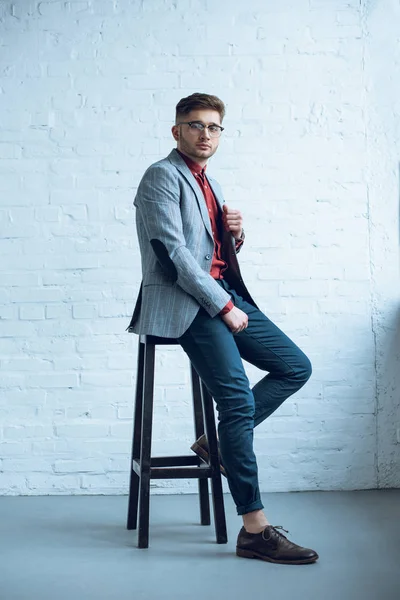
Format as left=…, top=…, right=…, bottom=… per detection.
left=177, top=279, right=312, bottom=515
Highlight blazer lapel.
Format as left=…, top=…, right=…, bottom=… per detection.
left=207, top=175, right=239, bottom=262
left=168, top=150, right=213, bottom=240
left=207, top=176, right=224, bottom=212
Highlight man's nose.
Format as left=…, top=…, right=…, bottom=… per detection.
left=200, top=127, right=211, bottom=140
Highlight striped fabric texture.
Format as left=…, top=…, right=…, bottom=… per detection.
left=126, top=149, right=255, bottom=338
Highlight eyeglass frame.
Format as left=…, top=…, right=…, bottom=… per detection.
left=176, top=121, right=225, bottom=137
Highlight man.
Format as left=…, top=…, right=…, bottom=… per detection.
left=127, top=93, right=318, bottom=565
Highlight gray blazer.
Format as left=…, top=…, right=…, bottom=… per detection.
left=126, top=149, right=257, bottom=338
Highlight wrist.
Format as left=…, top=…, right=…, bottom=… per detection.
left=219, top=299, right=234, bottom=315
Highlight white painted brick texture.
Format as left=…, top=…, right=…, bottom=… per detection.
left=0, top=0, right=399, bottom=495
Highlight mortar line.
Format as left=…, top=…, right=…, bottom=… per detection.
left=360, top=0, right=380, bottom=489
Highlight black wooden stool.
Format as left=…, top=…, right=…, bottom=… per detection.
left=126, top=334, right=228, bottom=548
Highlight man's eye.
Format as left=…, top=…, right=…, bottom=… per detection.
left=191, top=123, right=203, bottom=130
left=208, top=126, right=219, bottom=133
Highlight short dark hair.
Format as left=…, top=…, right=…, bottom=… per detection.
left=175, top=93, right=226, bottom=123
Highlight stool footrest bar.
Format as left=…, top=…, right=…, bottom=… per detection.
left=151, top=455, right=201, bottom=467
left=132, top=458, right=212, bottom=479
left=150, top=465, right=212, bottom=479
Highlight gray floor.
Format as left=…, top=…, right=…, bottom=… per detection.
left=0, top=490, right=399, bottom=600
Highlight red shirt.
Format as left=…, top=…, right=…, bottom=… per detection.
left=177, top=150, right=237, bottom=315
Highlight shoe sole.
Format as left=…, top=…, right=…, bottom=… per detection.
left=190, top=442, right=227, bottom=477
left=236, top=547, right=319, bottom=565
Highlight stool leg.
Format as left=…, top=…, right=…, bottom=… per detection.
left=127, top=339, right=145, bottom=530
left=138, top=340, right=155, bottom=548
left=190, top=365, right=211, bottom=526
left=201, top=382, right=228, bottom=544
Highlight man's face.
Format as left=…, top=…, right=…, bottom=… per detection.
left=172, top=109, right=222, bottom=164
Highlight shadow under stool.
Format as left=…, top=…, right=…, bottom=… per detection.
left=126, top=334, right=228, bottom=548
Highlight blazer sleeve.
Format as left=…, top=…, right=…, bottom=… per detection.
left=134, top=164, right=232, bottom=318
left=235, top=238, right=244, bottom=254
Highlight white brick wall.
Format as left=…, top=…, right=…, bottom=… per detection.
left=363, top=0, right=400, bottom=489
left=0, top=0, right=399, bottom=495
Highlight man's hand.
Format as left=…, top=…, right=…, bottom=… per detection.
left=222, top=204, right=243, bottom=240
left=221, top=306, right=248, bottom=334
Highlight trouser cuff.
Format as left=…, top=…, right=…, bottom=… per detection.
left=236, top=499, right=264, bottom=516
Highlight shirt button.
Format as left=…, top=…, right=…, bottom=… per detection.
left=205, top=254, right=211, bottom=260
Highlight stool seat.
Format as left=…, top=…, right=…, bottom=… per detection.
left=127, top=334, right=227, bottom=548
left=139, top=334, right=178, bottom=345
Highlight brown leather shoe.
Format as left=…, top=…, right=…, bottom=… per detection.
left=190, top=434, right=227, bottom=477
left=236, top=525, right=319, bottom=565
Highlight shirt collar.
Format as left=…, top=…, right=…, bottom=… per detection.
left=176, top=149, right=207, bottom=178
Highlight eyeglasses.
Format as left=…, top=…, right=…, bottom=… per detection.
left=177, top=121, right=224, bottom=138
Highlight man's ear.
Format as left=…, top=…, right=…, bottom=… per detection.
left=171, top=125, right=179, bottom=142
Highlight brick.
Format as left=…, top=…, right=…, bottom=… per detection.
left=279, top=280, right=330, bottom=298
left=83, top=439, right=130, bottom=455
left=2, top=271, right=39, bottom=287
left=80, top=472, right=128, bottom=490
left=2, top=359, right=51, bottom=377
left=54, top=459, right=105, bottom=473
left=109, top=422, right=133, bottom=439
left=55, top=424, right=110, bottom=438
left=19, top=305, right=45, bottom=321
left=45, top=303, right=72, bottom=320
left=0, top=143, right=22, bottom=159
left=27, top=473, right=81, bottom=492
left=3, top=425, right=54, bottom=439
left=0, top=321, right=35, bottom=338
left=0, top=372, right=26, bottom=388
left=34, top=206, right=61, bottom=222
left=26, top=373, right=79, bottom=389
left=0, top=473, right=29, bottom=495
left=107, top=352, right=136, bottom=369
left=9, top=285, right=63, bottom=303
left=0, top=304, right=16, bottom=320
left=116, top=406, right=133, bottom=420
left=80, top=371, right=132, bottom=387
left=65, top=405, right=116, bottom=420
left=72, top=304, right=97, bottom=319
left=2, top=459, right=52, bottom=472
left=0, top=442, right=32, bottom=456
left=50, top=189, right=98, bottom=205
left=24, top=338, right=76, bottom=355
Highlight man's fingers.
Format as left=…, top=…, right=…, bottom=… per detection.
left=223, top=218, right=242, bottom=227
left=224, top=307, right=248, bottom=334
left=223, top=216, right=242, bottom=224
left=223, top=207, right=241, bottom=216
left=224, top=217, right=242, bottom=223
left=223, top=220, right=242, bottom=233
left=233, top=320, right=248, bottom=333
left=222, top=215, right=243, bottom=223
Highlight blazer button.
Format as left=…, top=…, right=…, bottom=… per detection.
left=205, top=254, right=211, bottom=260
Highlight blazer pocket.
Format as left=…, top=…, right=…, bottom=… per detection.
left=142, top=271, right=176, bottom=287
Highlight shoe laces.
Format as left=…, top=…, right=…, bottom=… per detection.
left=273, top=525, right=289, bottom=537
left=262, top=525, right=290, bottom=543
left=272, top=525, right=301, bottom=550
